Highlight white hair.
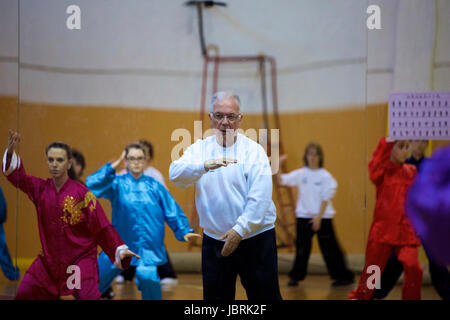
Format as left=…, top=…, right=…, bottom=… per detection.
left=210, top=91, right=241, bottom=112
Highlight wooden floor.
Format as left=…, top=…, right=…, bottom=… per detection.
left=0, top=273, right=442, bottom=300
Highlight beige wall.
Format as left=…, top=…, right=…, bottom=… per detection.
left=1, top=96, right=448, bottom=260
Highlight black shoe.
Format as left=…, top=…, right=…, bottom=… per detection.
left=101, top=287, right=115, bottom=299
left=287, top=279, right=299, bottom=287
left=331, top=278, right=355, bottom=287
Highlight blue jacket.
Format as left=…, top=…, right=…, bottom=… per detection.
left=86, top=163, right=193, bottom=266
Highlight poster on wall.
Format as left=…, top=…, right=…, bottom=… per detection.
left=389, top=92, right=450, bottom=140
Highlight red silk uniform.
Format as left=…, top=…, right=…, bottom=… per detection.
left=3, top=153, right=130, bottom=299
left=349, top=137, right=422, bottom=300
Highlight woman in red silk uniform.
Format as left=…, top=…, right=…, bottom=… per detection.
left=349, top=137, right=422, bottom=300
left=2, top=130, right=139, bottom=300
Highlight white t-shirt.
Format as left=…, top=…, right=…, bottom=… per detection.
left=169, top=133, right=276, bottom=240
left=280, top=167, right=337, bottom=219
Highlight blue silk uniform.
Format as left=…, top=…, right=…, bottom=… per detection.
left=0, top=186, right=20, bottom=281
left=86, top=163, right=193, bottom=299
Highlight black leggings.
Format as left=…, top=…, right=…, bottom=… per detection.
left=289, top=218, right=354, bottom=281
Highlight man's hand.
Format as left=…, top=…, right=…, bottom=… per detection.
left=119, top=248, right=141, bottom=261
left=7, top=130, right=21, bottom=155
left=309, top=215, right=322, bottom=232
left=111, top=150, right=126, bottom=170
left=184, top=232, right=202, bottom=242
left=219, top=229, right=242, bottom=257
left=204, top=158, right=237, bottom=171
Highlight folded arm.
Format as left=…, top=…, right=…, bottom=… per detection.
left=169, top=143, right=207, bottom=189
left=233, top=146, right=275, bottom=238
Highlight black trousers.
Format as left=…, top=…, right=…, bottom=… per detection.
left=202, top=228, right=282, bottom=300
left=373, top=246, right=450, bottom=300
left=289, top=218, right=354, bottom=281
left=157, top=251, right=177, bottom=279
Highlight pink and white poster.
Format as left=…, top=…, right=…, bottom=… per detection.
left=389, top=92, right=450, bottom=140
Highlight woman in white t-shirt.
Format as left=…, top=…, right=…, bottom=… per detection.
left=279, top=142, right=354, bottom=287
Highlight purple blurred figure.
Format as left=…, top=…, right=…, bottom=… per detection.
left=406, top=145, right=450, bottom=269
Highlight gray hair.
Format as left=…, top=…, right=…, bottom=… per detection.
left=210, top=91, right=241, bottom=112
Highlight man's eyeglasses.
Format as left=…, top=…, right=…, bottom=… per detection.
left=126, top=157, right=145, bottom=162
left=210, top=112, right=242, bottom=123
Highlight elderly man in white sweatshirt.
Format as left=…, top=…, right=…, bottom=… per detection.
left=169, top=91, right=282, bottom=300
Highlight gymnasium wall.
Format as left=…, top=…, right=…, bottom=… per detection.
left=5, top=97, right=448, bottom=260
left=0, top=102, right=448, bottom=260
left=1, top=0, right=450, bottom=262
left=1, top=96, right=376, bottom=260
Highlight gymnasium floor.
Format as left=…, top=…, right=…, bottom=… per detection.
left=0, top=272, right=442, bottom=300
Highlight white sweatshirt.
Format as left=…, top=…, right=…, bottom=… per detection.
left=169, top=133, right=276, bottom=240
left=280, top=167, right=337, bottom=219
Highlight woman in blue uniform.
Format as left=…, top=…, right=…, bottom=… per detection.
left=87, top=142, right=200, bottom=299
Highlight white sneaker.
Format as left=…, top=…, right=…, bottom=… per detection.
left=160, top=277, right=178, bottom=291
left=114, top=275, right=125, bottom=283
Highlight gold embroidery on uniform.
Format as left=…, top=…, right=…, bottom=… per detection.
left=83, top=191, right=97, bottom=212
left=61, top=192, right=97, bottom=225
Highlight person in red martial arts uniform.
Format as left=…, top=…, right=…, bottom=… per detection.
left=2, top=130, right=140, bottom=300
left=349, top=137, right=422, bottom=300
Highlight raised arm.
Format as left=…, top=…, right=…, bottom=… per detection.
left=279, top=169, right=302, bottom=187
left=368, top=137, right=394, bottom=186
left=277, top=154, right=305, bottom=189
left=2, top=130, right=43, bottom=203
left=85, top=151, right=124, bottom=200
